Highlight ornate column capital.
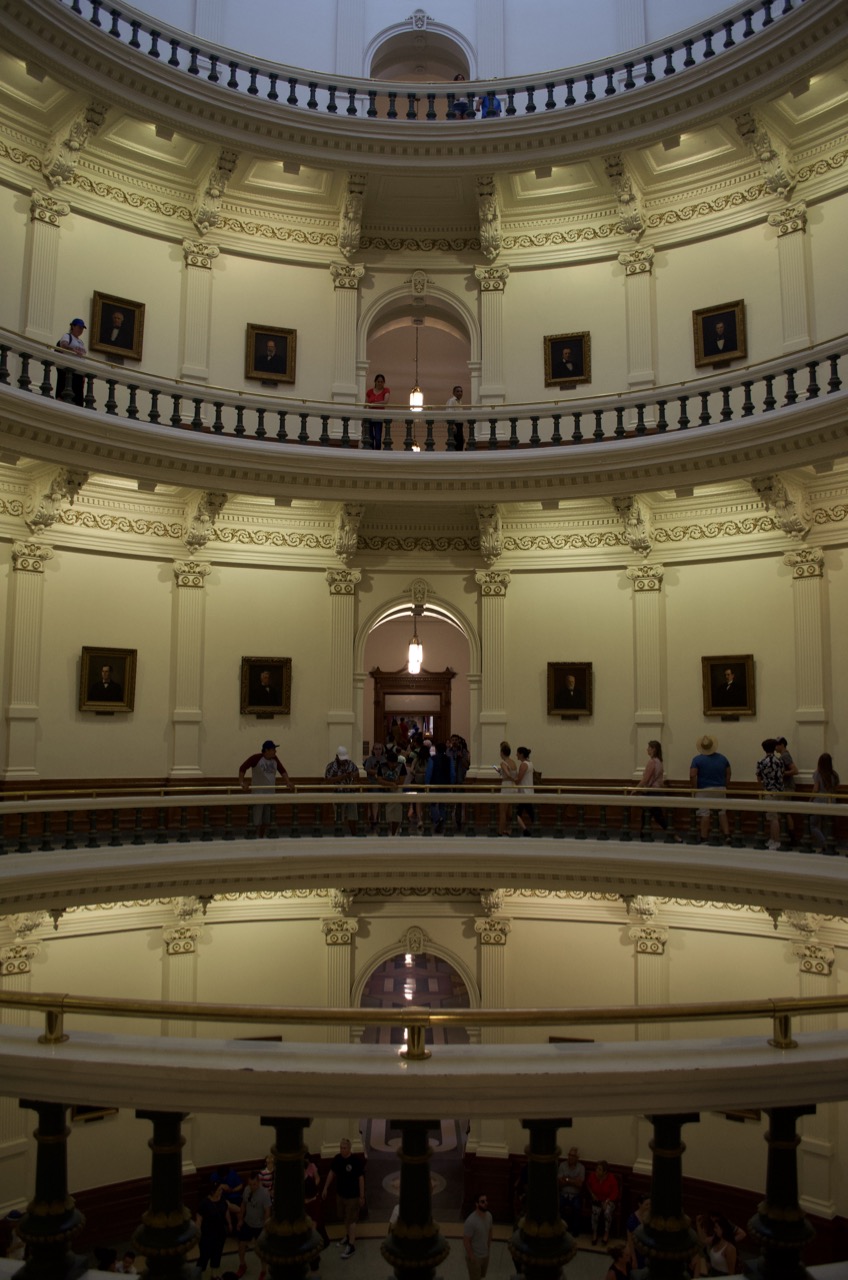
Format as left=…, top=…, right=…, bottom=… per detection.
left=326, top=567, right=361, bottom=595
left=626, top=563, right=664, bottom=591
left=330, top=261, right=365, bottom=290
left=163, top=924, right=203, bottom=956
left=474, top=265, right=509, bottom=292
left=618, top=245, right=655, bottom=275
left=322, top=917, right=359, bottom=945
left=792, top=941, right=835, bottom=976
left=767, top=202, right=807, bottom=237
left=11, top=541, right=53, bottom=573
left=182, top=239, right=220, bottom=269
left=0, top=941, right=41, bottom=976
left=173, top=559, right=212, bottom=588
left=783, top=546, right=824, bottom=578
left=29, top=189, right=70, bottom=225
left=474, top=916, right=511, bottom=945
left=628, top=924, right=669, bottom=955
left=475, top=569, right=510, bottom=596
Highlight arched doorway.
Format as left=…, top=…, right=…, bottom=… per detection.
left=359, top=949, right=472, bottom=1222
left=365, top=309, right=472, bottom=436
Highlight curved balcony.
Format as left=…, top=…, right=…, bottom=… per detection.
left=5, top=0, right=847, bottom=169
left=1, top=328, right=845, bottom=504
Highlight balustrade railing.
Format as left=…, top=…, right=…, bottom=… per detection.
left=0, top=785, right=844, bottom=852
left=51, top=0, right=809, bottom=124
left=0, top=330, right=843, bottom=453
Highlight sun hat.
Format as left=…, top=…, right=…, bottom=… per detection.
left=697, top=734, right=716, bottom=754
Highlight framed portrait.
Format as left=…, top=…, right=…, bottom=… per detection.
left=702, top=654, right=756, bottom=717
left=89, top=291, right=145, bottom=360
left=547, top=662, right=593, bottom=717
left=693, top=299, right=747, bottom=368
left=245, top=323, right=297, bottom=384
left=544, top=332, right=591, bottom=388
left=241, top=656, right=292, bottom=715
left=79, top=647, right=137, bottom=713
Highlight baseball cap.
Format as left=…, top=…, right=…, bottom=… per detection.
left=261, top=740, right=279, bottom=751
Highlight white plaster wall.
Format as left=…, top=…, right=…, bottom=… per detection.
left=38, top=549, right=174, bottom=779
left=0, top=543, right=10, bottom=776
left=824, top=546, right=847, bottom=765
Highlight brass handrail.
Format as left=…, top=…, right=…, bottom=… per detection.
left=1, top=989, right=846, bottom=1059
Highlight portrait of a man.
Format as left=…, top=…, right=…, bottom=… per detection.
left=88, top=662, right=124, bottom=702
left=99, top=307, right=134, bottom=352
left=702, top=655, right=755, bottom=716
left=693, top=300, right=746, bottom=367
left=254, top=334, right=287, bottom=375
left=547, top=662, right=593, bottom=716
left=79, top=647, right=137, bottom=712
left=249, top=666, right=283, bottom=707
left=245, top=324, right=297, bottom=384
left=241, top=656, right=292, bottom=715
left=544, top=332, right=592, bottom=388
left=90, top=292, right=145, bottom=360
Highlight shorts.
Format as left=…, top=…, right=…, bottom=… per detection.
left=238, top=1223, right=263, bottom=1243
left=338, top=1195, right=361, bottom=1228
left=696, top=787, right=726, bottom=819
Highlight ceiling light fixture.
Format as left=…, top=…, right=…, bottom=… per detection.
left=407, top=604, right=424, bottom=675
left=409, top=318, right=424, bottom=412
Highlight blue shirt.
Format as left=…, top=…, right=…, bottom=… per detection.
left=691, top=752, right=730, bottom=788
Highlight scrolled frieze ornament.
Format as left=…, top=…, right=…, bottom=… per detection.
left=783, top=546, right=824, bottom=578
left=750, top=475, right=811, bottom=539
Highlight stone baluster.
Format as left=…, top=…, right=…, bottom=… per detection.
left=510, top=1119, right=575, bottom=1279
left=15, top=1100, right=86, bottom=1279
left=256, top=1116, right=323, bottom=1278
left=747, top=1107, right=816, bottom=1280
left=382, top=1120, right=450, bottom=1280
left=132, top=1110, right=198, bottom=1277
left=635, top=1113, right=700, bottom=1280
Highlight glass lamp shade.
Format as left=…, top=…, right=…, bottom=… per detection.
left=407, top=640, right=423, bottom=674
left=409, top=385, right=424, bottom=412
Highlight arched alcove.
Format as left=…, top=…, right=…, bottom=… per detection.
left=360, top=288, right=478, bottom=412
left=365, top=16, right=476, bottom=82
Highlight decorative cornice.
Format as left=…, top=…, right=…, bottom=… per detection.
left=322, top=916, right=359, bottom=945
left=58, top=509, right=184, bottom=539
left=11, top=540, right=53, bottom=573
left=215, top=526, right=335, bottom=549
left=626, top=563, right=664, bottom=591
left=182, top=239, right=220, bottom=269
left=474, top=916, right=511, bottom=945
left=783, top=546, right=824, bottom=579
left=42, top=100, right=108, bottom=190
left=475, top=569, right=510, bottom=596
left=360, top=235, right=478, bottom=253
left=326, top=567, right=361, bottom=595
left=173, top=559, right=211, bottom=588
left=358, top=534, right=478, bottom=553
left=330, top=261, right=365, bottom=290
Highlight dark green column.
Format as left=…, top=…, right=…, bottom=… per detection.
left=746, top=1106, right=816, bottom=1280
left=256, top=1116, right=323, bottom=1279
left=15, top=1100, right=86, bottom=1280
left=635, top=1114, right=701, bottom=1280
left=509, top=1118, right=576, bottom=1280
left=381, top=1120, right=450, bottom=1280
left=132, top=1110, right=197, bottom=1278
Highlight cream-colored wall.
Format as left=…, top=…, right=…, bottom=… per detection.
left=808, top=191, right=848, bottom=344
left=3, top=899, right=843, bottom=1203
left=0, top=187, right=27, bottom=334
left=825, top=547, right=847, bottom=764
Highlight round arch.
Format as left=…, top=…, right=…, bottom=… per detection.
left=362, top=17, right=477, bottom=82
left=354, top=591, right=481, bottom=676
left=358, top=281, right=481, bottom=370
left=350, top=926, right=481, bottom=1012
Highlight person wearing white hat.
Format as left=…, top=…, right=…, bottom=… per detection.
left=325, top=746, right=360, bottom=835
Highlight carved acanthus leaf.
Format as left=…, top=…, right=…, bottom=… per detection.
left=42, top=101, right=108, bottom=188
left=192, top=148, right=238, bottom=235
left=612, top=495, right=652, bottom=555
left=734, top=111, right=796, bottom=198
left=476, top=505, right=503, bottom=565
left=750, top=475, right=811, bottom=539
left=477, top=176, right=502, bottom=262
left=26, top=467, right=89, bottom=534
left=184, top=491, right=228, bottom=550
left=335, top=504, right=365, bottom=564
left=339, top=174, right=366, bottom=259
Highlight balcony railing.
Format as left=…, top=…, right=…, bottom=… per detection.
left=1, top=330, right=843, bottom=453
left=53, top=0, right=809, bottom=123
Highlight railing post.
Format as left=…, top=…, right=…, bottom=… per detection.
left=747, top=1106, right=816, bottom=1280
left=382, top=1120, right=449, bottom=1280
left=636, top=1113, right=700, bottom=1280
left=133, top=1110, right=198, bottom=1277
left=16, top=1100, right=86, bottom=1279
left=257, top=1116, right=323, bottom=1278
left=510, top=1119, right=575, bottom=1279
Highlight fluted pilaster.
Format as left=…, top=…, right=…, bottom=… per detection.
left=767, top=204, right=810, bottom=352
left=783, top=547, right=826, bottom=767
left=626, top=564, right=664, bottom=753
left=180, top=241, right=219, bottom=381
left=326, top=568, right=361, bottom=759
left=23, top=192, right=69, bottom=344
left=474, top=267, right=509, bottom=404
left=170, top=560, right=211, bottom=778
left=474, top=570, right=510, bottom=762
left=330, top=263, right=365, bottom=403
left=4, top=542, right=53, bottom=781
left=618, top=246, right=656, bottom=390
